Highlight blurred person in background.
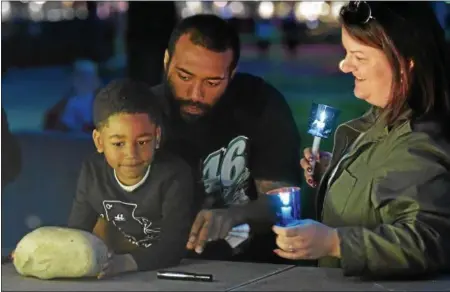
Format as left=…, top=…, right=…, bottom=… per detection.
left=278, top=2, right=450, bottom=278
left=150, top=14, right=302, bottom=264
left=126, top=2, right=177, bottom=86
left=255, top=19, right=274, bottom=56
left=1, top=107, right=22, bottom=189
left=281, top=13, right=301, bottom=56
left=43, top=60, right=101, bottom=134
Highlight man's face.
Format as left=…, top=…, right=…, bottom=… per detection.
left=92, top=113, right=161, bottom=186
left=164, top=34, right=235, bottom=122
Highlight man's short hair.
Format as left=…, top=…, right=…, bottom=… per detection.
left=93, top=79, right=163, bottom=130
left=167, top=14, right=241, bottom=71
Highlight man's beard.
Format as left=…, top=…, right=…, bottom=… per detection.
left=163, top=74, right=214, bottom=123
left=175, top=99, right=212, bottom=123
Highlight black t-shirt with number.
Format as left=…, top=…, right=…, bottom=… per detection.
left=152, top=72, right=302, bottom=210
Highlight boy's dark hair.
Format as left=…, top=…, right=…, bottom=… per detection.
left=93, top=79, right=164, bottom=130
left=167, top=14, right=241, bottom=72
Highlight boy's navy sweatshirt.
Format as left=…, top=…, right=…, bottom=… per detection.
left=68, top=150, right=195, bottom=271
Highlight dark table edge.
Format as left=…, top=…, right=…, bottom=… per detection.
left=226, top=265, right=296, bottom=292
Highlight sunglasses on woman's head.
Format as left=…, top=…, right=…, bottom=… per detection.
left=341, top=1, right=375, bottom=25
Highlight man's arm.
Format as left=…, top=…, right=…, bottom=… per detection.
left=186, top=82, right=302, bottom=252
left=238, top=84, right=302, bottom=225
left=126, top=166, right=195, bottom=271
left=250, top=83, right=302, bottom=193
left=67, top=161, right=98, bottom=232
left=2, top=108, right=22, bottom=188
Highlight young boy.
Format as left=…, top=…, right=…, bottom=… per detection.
left=68, top=79, right=195, bottom=278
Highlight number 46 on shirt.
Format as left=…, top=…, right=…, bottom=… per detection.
left=202, top=136, right=249, bottom=193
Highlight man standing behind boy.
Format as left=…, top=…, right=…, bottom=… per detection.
left=153, top=14, right=302, bottom=263
left=68, top=79, right=195, bottom=278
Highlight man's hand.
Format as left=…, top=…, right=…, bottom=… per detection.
left=97, top=253, right=138, bottom=279
left=186, top=209, right=244, bottom=254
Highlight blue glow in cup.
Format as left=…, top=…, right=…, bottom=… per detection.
left=266, top=187, right=301, bottom=227
left=307, top=103, right=340, bottom=139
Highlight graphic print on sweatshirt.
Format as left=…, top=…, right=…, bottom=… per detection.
left=202, top=135, right=251, bottom=206
left=102, top=200, right=161, bottom=248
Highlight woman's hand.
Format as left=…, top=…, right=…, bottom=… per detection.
left=272, top=219, right=340, bottom=260
left=300, top=148, right=332, bottom=188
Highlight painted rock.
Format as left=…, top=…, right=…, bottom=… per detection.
left=13, top=226, right=109, bottom=280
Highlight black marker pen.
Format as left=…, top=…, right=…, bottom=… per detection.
left=157, top=271, right=213, bottom=282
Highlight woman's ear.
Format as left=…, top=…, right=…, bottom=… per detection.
left=408, top=59, right=414, bottom=71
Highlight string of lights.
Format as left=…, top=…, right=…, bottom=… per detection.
left=1, top=1, right=128, bottom=23
left=176, top=1, right=346, bottom=23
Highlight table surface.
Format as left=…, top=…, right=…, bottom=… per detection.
left=1, top=259, right=294, bottom=291
left=4, top=260, right=450, bottom=291
left=231, top=266, right=450, bottom=291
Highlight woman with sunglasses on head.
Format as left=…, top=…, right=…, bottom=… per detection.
left=274, top=2, right=450, bottom=278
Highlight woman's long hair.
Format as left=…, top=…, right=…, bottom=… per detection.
left=339, top=2, right=450, bottom=127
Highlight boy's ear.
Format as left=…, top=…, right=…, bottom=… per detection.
left=156, top=126, right=162, bottom=149
left=164, top=50, right=169, bottom=71
left=92, top=129, right=104, bottom=153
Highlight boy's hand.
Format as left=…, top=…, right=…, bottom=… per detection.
left=97, top=253, right=138, bottom=279
left=2, top=250, right=14, bottom=264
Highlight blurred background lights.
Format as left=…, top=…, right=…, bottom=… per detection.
left=181, top=2, right=205, bottom=19
left=46, top=9, right=63, bottom=22
left=306, top=19, right=320, bottom=30
left=28, top=2, right=44, bottom=14
left=213, top=1, right=228, bottom=9
left=258, top=1, right=274, bottom=19
left=229, top=2, right=245, bottom=18
left=275, top=2, right=291, bottom=19
left=332, top=2, right=346, bottom=18
left=2, top=1, right=11, bottom=21
left=74, top=6, right=88, bottom=20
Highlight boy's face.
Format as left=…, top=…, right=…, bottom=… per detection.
left=92, top=113, right=161, bottom=186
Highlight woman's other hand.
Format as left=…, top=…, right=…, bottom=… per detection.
left=300, top=148, right=331, bottom=188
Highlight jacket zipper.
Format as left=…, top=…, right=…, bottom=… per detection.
left=320, top=132, right=368, bottom=220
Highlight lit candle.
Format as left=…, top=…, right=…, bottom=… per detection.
left=267, top=187, right=301, bottom=227
left=281, top=206, right=292, bottom=221
left=307, top=103, right=340, bottom=173
left=279, top=192, right=293, bottom=224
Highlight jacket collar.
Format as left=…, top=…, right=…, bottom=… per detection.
left=338, top=107, right=413, bottom=146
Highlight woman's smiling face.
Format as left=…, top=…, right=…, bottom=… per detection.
left=339, top=26, right=393, bottom=108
